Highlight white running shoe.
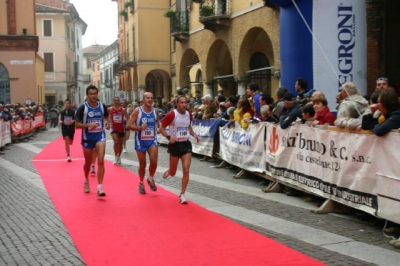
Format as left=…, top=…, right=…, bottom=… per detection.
left=117, top=157, right=122, bottom=164
left=179, top=193, right=188, bottom=204
left=90, top=165, right=95, bottom=174
left=67, top=156, right=71, bottom=162
left=123, top=148, right=127, bottom=153
left=114, top=157, right=118, bottom=164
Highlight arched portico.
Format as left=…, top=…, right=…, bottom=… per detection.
left=145, top=69, right=170, bottom=102
left=205, top=39, right=234, bottom=97
left=0, top=63, right=10, bottom=103
left=238, top=27, right=276, bottom=95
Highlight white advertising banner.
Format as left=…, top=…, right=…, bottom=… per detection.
left=191, top=119, right=219, bottom=157
left=1, top=120, right=11, bottom=145
left=265, top=124, right=400, bottom=217
left=313, top=0, right=367, bottom=110
left=219, top=123, right=265, bottom=173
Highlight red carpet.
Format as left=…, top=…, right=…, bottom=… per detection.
left=33, top=133, right=324, bottom=266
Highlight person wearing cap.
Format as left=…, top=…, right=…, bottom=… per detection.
left=279, top=92, right=302, bottom=129
left=375, top=77, right=390, bottom=91
left=272, top=86, right=288, bottom=118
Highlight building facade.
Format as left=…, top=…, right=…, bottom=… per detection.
left=93, top=41, right=119, bottom=106
left=167, top=0, right=280, bottom=99
left=0, top=0, right=42, bottom=104
left=167, top=0, right=399, bottom=100
left=36, top=0, right=86, bottom=107
left=81, top=44, right=108, bottom=104
left=113, top=0, right=171, bottom=102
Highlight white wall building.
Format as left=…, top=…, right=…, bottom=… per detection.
left=94, top=41, right=119, bottom=105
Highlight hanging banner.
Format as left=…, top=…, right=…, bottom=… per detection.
left=219, top=123, right=266, bottom=173
left=313, top=0, right=367, bottom=109
left=1, top=120, right=11, bottom=145
left=191, top=119, right=219, bottom=157
left=264, top=124, right=400, bottom=216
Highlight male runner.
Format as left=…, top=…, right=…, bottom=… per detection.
left=75, top=85, right=110, bottom=196
left=127, top=92, right=159, bottom=194
left=159, top=95, right=200, bottom=204
left=108, top=97, right=129, bottom=164
left=59, top=99, right=75, bottom=162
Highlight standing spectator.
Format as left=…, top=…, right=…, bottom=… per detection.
left=49, top=105, right=59, bottom=128
left=334, top=82, right=370, bottom=129
left=279, top=92, right=302, bottom=129
left=246, top=83, right=261, bottom=118
left=201, top=94, right=217, bottom=119
left=295, top=77, right=309, bottom=106
left=375, top=77, right=390, bottom=91
left=193, top=90, right=202, bottom=105
left=235, top=97, right=254, bottom=130
left=273, top=86, right=288, bottom=117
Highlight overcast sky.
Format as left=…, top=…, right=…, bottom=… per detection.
left=69, top=0, right=118, bottom=48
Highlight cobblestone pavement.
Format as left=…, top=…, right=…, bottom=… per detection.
left=0, top=127, right=399, bottom=265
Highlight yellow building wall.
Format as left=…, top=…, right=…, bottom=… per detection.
left=36, top=54, right=45, bottom=104
left=36, top=14, right=68, bottom=83
left=232, top=0, right=265, bottom=12
left=135, top=4, right=170, bottom=62
left=174, top=3, right=281, bottom=97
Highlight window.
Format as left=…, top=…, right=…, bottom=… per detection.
left=43, top=20, right=52, bottom=37
left=44, top=53, right=54, bottom=72
left=76, top=32, right=79, bottom=49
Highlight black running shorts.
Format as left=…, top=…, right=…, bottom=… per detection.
left=168, top=140, right=192, bottom=157
left=62, top=127, right=75, bottom=140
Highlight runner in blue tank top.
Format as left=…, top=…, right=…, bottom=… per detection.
left=127, top=92, right=160, bottom=194
left=75, top=85, right=110, bottom=197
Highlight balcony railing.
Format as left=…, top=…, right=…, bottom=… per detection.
left=117, top=49, right=136, bottom=73
left=83, top=74, right=91, bottom=83
left=169, top=10, right=189, bottom=43
left=199, top=0, right=231, bottom=32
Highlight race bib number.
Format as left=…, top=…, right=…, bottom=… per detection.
left=141, top=126, right=154, bottom=140
left=176, top=127, right=189, bottom=141
left=64, top=116, right=73, bottom=125
left=113, top=113, right=123, bottom=123
left=88, top=118, right=102, bottom=133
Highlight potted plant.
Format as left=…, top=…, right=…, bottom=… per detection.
left=163, top=9, right=176, bottom=18
left=200, top=5, right=214, bottom=17
left=119, top=9, right=128, bottom=20
left=124, top=1, right=132, bottom=9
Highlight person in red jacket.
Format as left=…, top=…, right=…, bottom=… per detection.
left=307, top=95, right=336, bottom=126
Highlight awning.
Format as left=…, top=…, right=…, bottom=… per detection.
left=213, top=74, right=234, bottom=79
left=245, top=66, right=274, bottom=74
